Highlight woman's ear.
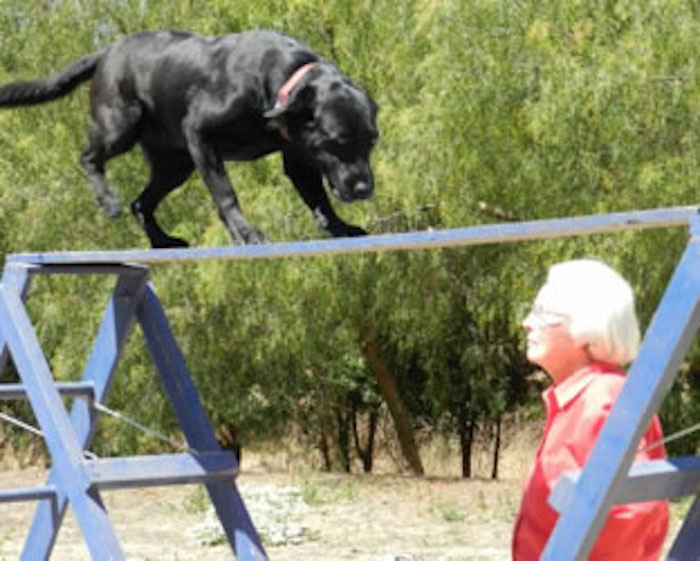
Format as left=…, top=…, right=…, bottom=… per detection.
left=579, top=341, right=594, bottom=359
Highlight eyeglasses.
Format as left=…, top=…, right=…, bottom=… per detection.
left=524, top=305, right=569, bottom=328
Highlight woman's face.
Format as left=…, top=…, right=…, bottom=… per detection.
left=522, top=285, right=589, bottom=384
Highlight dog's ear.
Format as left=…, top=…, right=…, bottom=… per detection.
left=264, top=82, right=316, bottom=120
left=263, top=104, right=285, bottom=119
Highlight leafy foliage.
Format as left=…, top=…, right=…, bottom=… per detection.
left=0, top=0, right=697, bottom=470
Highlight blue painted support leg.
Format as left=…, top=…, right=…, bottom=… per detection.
left=0, top=280, right=126, bottom=560
left=667, top=494, right=700, bottom=560
left=542, top=220, right=700, bottom=560
left=21, top=268, right=148, bottom=560
left=0, top=264, right=33, bottom=376
left=137, top=282, right=268, bottom=561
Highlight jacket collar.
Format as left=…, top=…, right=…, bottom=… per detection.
left=545, top=361, right=624, bottom=410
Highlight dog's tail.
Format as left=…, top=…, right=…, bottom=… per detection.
left=0, top=51, right=104, bottom=108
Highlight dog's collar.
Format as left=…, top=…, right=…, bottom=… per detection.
left=274, top=62, right=317, bottom=111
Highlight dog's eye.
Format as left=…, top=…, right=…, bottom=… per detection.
left=318, top=135, right=377, bottom=157
left=314, top=137, right=339, bottom=151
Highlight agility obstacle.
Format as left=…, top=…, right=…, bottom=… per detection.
left=0, top=205, right=697, bottom=560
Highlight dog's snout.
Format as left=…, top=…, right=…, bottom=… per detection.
left=353, top=180, right=373, bottom=200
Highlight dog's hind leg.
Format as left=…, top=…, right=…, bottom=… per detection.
left=283, top=153, right=367, bottom=237
left=131, top=146, right=195, bottom=248
left=80, top=103, right=142, bottom=218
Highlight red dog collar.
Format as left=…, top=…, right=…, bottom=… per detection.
left=272, top=62, right=316, bottom=141
left=274, top=62, right=317, bottom=110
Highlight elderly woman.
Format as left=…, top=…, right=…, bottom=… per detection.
left=512, top=259, right=669, bottom=561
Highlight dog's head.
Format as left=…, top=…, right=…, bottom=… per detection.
left=265, top=66, right=378, bottom=202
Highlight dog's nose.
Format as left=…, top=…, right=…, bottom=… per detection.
left=353, top=181, right=373, bottom=199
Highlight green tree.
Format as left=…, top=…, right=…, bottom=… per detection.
left=0, top=0, right=697, bottom=473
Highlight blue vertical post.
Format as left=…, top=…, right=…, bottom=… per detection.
left=542, top=216, right=700, bottom=560
left=137, top=282, right=268, bottom=561
left=0, top=276, right=126, bottom=560
left=21, top=266, right=148, bottom=560
left=0, top=264, right=32, bottom=376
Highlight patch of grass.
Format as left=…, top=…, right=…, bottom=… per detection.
left=434, top=500, right=467, bottom=523
left=183, top=484, right=209, bottom=515
left=298, top=474, right=365, bottom=505
left=300, top=478, right=322, bottom=505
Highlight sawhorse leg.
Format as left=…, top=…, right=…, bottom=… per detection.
left=21, top=266, right=148, bottom=560
left=668, top=494, right=700, bottom=560
left=138, top=283, right=267, bottom=560
left=0, top=264, right=32, bottom=376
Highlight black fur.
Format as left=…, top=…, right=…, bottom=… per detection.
left=0, top=52, right=103, bottom=107
left=0, top=30, right=378, bottom=247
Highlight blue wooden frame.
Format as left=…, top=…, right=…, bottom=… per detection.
left=0, top=264, right=267, bottom=561
left=0, top=204, right=697, bottom=559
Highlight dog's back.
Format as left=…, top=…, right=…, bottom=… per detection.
left=88, top=30, right=317, bottom=127
left=0, top=30, right=314, bottom=110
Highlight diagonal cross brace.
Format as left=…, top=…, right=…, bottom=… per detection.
left=138, top=283, right=268, bottom=560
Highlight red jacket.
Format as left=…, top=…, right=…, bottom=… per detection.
left=512, top=362, right=669, bottom=561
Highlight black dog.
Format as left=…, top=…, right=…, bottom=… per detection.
left=0, top=30, right=378, bottom=247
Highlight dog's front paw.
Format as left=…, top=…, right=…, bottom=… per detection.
left=151, top=235, right=189, bottom=249
left=344, top=225, right=368, bottom=237
left=243, top=228, right=267, bottom=245
left=330, top=223, right=367, bottom=238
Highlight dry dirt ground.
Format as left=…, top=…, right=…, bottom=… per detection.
left=0, top=466, right=519, bottom=561
left=0, top=446, right=689, bottom=561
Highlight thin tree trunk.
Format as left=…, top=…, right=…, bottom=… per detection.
left=360, top=327, right=424, bottom=476
left=319, top=429, right=332, bottom=471
left=335, top=405, right=352, bottom=473
left=365, top=409, right=378, bottom=472
left=491, top=413, right=502, bottom=480
left=352, top=402, right=378, bottom=473
left=459, top=413, right=475, bottom=478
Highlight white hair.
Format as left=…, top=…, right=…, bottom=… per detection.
left=536, top=259, right=640, bottom=365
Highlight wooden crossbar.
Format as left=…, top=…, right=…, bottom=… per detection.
left=7, top=205, right=698, bottom=266
left=0, top=382, right=95, bottom=400
left=0, top=485, right=57, bottom=504
left=86, top=452, right=239, bottom=490
left=549, top=456, right=700, bottom=511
